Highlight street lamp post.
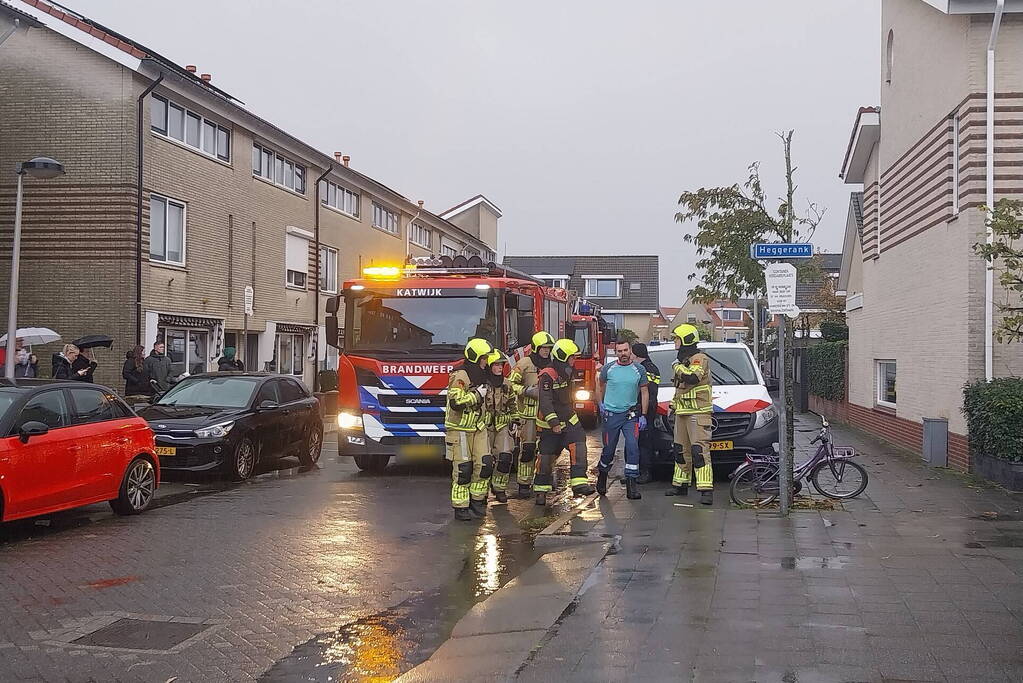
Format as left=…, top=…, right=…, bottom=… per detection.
left=5, top=157, right=64, bottom=379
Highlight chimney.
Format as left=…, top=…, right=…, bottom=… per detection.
left=185, top=65, right=197, bottom=73
left=418, top=200, right=424, bottom=209
left=342, top=155, right=350, bottom=167
left=200, top=73, right=212, bottom=83
left=334, top=152, right=342, bottom=163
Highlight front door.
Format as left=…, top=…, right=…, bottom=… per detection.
left=252, top=380, right=283, bottom=457
left=66, top=386, right=129, bottom=501
left=2, top=389, right=78, bottom=518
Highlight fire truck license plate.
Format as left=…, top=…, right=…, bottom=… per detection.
left=401, top=443, right=443, bottom=459
left=709, top=441, right=733, bottom=451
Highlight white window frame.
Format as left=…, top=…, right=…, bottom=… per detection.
left=686, top=313, right=697, bottom=323
left=721, top=309, right=743, bottom=321
left=151, top=94, right=230, bottom=162
left=285, top=231, right=310, bottom=290
left=372, top=202, right=400, bottom=235
left=876, top=360, right=897, bottom=408
left=319, top=245, right=338, bottom=293
left=320, top=179, right=359, bottom=217
left=149, top=193, right=186, bottom=266
left=273, top=333, right=306, bottom=377
left=252, top=143, right=306, bottom=194
left=409, top=222, right=432, bottom=249
left=543, top=278, right=567, bottom=289
left=584, top=278, right=621, bottom=299
left=440, top=244, right=458, bottom=257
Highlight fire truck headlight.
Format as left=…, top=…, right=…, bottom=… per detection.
left=338, top=411, right=364, bottom=430
left=574, top=389, right=591, bottom=402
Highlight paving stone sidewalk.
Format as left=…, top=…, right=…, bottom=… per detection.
left=516, top=413, right=1023, bottom=683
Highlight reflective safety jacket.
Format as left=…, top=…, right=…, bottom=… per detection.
left=445, top=368, right=483, bottom=431
left=671, top=352, right=713, bottom=415
left=536, top=363, right=579, bottom=430
left=637, top=357, right=661, bottom=420
left=482, top=377, right=516, bottom=431
left=509, top=354, right=545, bottom=419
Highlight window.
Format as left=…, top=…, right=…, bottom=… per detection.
left=686, top=313, right=697, bottom=323
left=278, top=378, right=306, bottom=403
left=150, top=94, right=231, bottom=161
left=13, top=390, right=69, bottom=432
left=255, top=381, right=280, bottom=406
left=877, top=360, right=897, bottom=408
left=409, top=223, right=432, bottom=249
left=319, top=179, right=360, bottom=217
left=160, top=328, right=209, bottom=376
left=149, top=194, right=185, bottom=265
left=951, top=113, right=960, bottom=215
left=722, top=310, right=743, bottom=321
left=68, top=387, right=115, bottom=425
left=319, top=245, right=338, bottom=293
left=733, top=331, right=747, bottom=343
left=630, top=282, right=641, bottom=291
left=273, top=333, right=305, bottom=376
left=463, top=247, right=480, bottom=258
left=286, top=233, right=309, bottom=289
left=606, top=313, right=625, bottom=329
left=585, top=278, right=620, bottom=298
left=440, top=244, right=458, bottom=258
left=252, top=143, right=306, bottom=193
left=372, top=202, right=399, bottom=234
left=543, top=278, right=567, bottom=289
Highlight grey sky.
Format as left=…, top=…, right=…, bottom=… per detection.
left=75, top=0, right=880, bottom=306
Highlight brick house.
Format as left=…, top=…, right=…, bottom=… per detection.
left=669, top=298, right=753, bottom=343
left=501, top=255, right=659, bottom=336
left=0, top=0, right=494, bottom=390
left=647, top=306, right=681, bottom=342
left=837, top=0, right=1023, bottom=470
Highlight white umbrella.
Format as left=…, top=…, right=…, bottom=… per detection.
left=0, top=327, right=61, bottom=346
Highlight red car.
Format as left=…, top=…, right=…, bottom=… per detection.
left=0, top=379, right=159, bottom=522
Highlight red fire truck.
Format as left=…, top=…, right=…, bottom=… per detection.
left=324, top=255, right=573, bottom=471
left=565, top=299, right=616, bottom=428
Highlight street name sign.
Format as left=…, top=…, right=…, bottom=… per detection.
left=750, top=243, right=813, bottom=259
left=765, top=262, right=799, bottom=318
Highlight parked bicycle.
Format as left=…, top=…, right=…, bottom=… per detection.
left=729, top=416, right=868, bottom=506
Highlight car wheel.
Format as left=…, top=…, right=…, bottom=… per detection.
left=110, top=456, right=157, bottom=515
left=353, top=454, right=390, bottom=472
left=229, top=437, right=257, bottom=481
left=299, top=425, right=323, bottom=466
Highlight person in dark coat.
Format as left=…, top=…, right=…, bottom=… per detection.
left=122, top=345, right=150, bottom=396
left=217, top=346, right=244, bottom=372
left=71, top=347, right=97, bottom=382
left=144, top=342, right=173, bottom=392
left=52, top=344, right=80, bottom=380
left=13, top=349, right=36, bottom=378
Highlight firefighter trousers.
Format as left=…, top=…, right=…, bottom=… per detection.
left=673, top=413, right=714, bottom=490
left=514, top=419, right=537, bottom=486
left=534, top=423, right=588, bottom=492
left=447, top=429, right=492, bottom=508
left=489, top=425, right=515, bottom=493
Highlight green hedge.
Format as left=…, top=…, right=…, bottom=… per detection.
left=963, top=378, right=1023, bottom=463
left=807, top=341, right=847, bottom=401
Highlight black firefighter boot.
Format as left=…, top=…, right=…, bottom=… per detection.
left=625, top=477, right=642, bottom=500
left=665, top=484, right=689, bottom=496
left=468, top=496, right=487, bottom=518
left=572, top=481, right=596, bottom=496
left=517, top=484, right=532, bottom=499
left=700, top=489, right=714, bottom=506
left=535, top=491, right=547, bottom=506
left=596, top=469, right=609, bottom=496
left=493, top=486, right=508, bottom=504
left=454, top=507, right=472, bottom=521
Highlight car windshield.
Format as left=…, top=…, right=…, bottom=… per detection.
left=345, top=291, right=497, bottom=354
left=156, top=376, right=260, bottom=408
left=649, top=346, right=760, bottom=387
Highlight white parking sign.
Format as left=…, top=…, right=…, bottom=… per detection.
left=765, top=262, right=799, bottom=318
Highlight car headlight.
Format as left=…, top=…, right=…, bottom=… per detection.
left=753, top=404, right=779, bottom=429
left=338, top=411, right=363, bottom=430
left=574, top=389, right=591, bottom=401
left=194, top=421, right=235, bottom=439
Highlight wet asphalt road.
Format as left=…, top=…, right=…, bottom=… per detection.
left=0, top=430, right=606, bottom=682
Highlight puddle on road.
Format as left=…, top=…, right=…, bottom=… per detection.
left=261, top=533, right=542, bottom=682
left=772, top=556, right=848, bottom=570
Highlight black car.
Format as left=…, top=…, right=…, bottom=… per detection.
left=137, top=373, right=322, bottom=480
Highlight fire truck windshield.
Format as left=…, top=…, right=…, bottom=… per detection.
left=346, top=292, right=498, bottom=354
left=570, top=323, right=593, bottom=357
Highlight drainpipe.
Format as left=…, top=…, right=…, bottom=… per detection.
left=313, top=164, right=333, bottom=392
left=135, top=73, right=164, bottom=346
left=0, top=18, right=20, bottom=48
left=985, top=0, right=1004, bottom=382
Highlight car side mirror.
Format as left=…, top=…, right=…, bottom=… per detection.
left=765, top=378, right=780, bottom=392
left=258, top=400, right=279, bottom=411
left=18, top=421, right=49, bottom=443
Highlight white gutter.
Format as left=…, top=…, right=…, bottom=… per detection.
left=985, top=0, right=1005, bottom=382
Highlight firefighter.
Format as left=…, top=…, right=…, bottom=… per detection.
left=632, top=343, right=661, bottom=485
left=446, top=338, right=494, bottom=521
left=509, top=331, right=555, bottom=499
left=534, top=338, right=596, bottom=506
left=484, top=349, right=517, bottom=503
left=664, top=324, right=715, bottom=505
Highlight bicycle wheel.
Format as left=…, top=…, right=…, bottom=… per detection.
left=729, top=464, right=780, bottom=506
left=810, top=459, right=868, bottom=499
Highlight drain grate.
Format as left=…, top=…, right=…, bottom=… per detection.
left=72, top=618, right=209, bottom=651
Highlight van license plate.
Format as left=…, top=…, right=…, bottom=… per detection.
left=155, top=446, right=176, bottom=456
left=400, top=443, right=442, bottom=460
left=709, top=441, right=733, bottom=451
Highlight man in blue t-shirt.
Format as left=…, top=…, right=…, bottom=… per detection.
left=595, top=340, right=649, bottom=500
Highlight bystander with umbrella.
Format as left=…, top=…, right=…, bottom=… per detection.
left=70, top=335, right=113, bottom=384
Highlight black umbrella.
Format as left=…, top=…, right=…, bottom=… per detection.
left=71, top=334, right=114, bottom=350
